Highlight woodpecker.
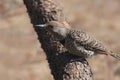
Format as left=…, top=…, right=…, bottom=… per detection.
left=36, top=21, right=120, bottom=60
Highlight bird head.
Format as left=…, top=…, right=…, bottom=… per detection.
left=35, top=21, right=71, bottom=38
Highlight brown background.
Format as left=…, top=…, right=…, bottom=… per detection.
left=0, top=0, right=120, bottom=80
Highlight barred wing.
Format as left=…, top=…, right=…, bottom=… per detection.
left=69, top=29, right=107, bottom=54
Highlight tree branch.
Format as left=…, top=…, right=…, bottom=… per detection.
left=23, top=0, right=93, bottom=80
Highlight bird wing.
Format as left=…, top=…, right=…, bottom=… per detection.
left=69, top=29, right=107, bottom=53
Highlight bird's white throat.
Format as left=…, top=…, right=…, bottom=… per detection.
left=53, top=27, right=69, bottom=37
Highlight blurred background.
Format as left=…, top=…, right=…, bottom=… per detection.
left=0, top=0, right=120, bottom=80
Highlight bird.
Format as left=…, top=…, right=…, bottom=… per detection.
left=35, top=21, right=120, bottom=60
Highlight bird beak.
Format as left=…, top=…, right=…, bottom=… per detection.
left=35, top=24, right=47, bottom=28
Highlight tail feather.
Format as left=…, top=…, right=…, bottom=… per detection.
left=109, top=52, right=120, bottom=60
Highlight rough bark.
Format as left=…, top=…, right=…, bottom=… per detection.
left=23, top=0, right=93, bottom=80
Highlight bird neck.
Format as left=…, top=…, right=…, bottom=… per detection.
left=52, top=26, right=69, bottom=38
left=60, top=28, right=70, bottom=38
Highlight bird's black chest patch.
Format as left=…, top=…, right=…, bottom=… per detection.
left=60, top=39, right=65, bottom=45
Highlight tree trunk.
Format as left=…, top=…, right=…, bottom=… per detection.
left=23, top=0, right=93, bottom=80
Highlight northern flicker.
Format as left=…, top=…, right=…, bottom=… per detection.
left=36, top=21, right=120, bottom=60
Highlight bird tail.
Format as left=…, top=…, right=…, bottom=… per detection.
left=109, top=51, right=120, bottom=60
